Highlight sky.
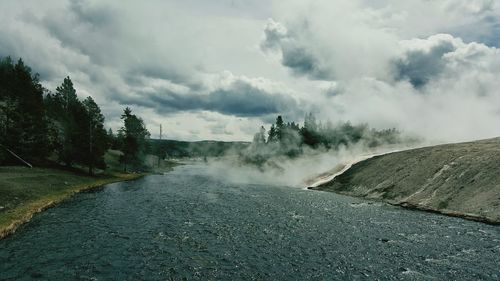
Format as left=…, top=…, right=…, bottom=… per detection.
left=2, top=0, right=500, bottom=142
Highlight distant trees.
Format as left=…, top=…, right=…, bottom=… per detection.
left=118, top=107, right=150, bottom=172
left=246, top=113, right=403, bottom=166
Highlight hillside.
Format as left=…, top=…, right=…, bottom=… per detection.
left=314, top=138, right=500, bottom=224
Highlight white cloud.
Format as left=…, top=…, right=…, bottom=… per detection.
left=262, top=1, right=399, bottom=81
left=2, top=0, right=500, bottom=142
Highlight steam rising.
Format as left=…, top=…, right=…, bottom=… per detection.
left=262, top=2, right=500, bottom=143
left=205, top=141, right=421, bottom=188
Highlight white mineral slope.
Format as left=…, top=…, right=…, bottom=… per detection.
left=312, top=137, right=500, bottom=224
left=305, top=150, right=401, bottom=189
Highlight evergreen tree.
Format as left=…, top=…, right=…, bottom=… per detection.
left=301, top=112, right=321, bottom=147
left=0, top=57, right=50, bottom=163
left=267, top=124, right=277, bottom=143
left=55, top=76, right=78, bottom=112
left=67, top=98, right=90, bottom=166
left=48, top=76, right=84, bottom=166
left=289, top=121, right=300, bottom=132
left=245, top=113, right=404, bottom=166
left=119, top=107, right=150, bottom=171
left=275, top=115, right=284, bottom=142
left=82, top=96, right=108, bottom=175
left=45, top=76, right=100, bottom=168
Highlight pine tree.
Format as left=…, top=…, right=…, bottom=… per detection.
left=46, top=76, right=95, bottom=167
left=50, top=76, right=82, bottom=166
left=0, top=57, right=50, bottom=163
left=301, top=112, right=320, bottom=147
left=275, top=115, right=284, bottom=142
left=267, top=124, right=277, bottom=143
left=55, top=76, right=78, bottom=112
left=119, top=107, right=150, bottom=171
left=82, top=96, right=108, bottom=175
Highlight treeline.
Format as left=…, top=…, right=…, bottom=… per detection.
left=0, top=57, right=149, bottom=174
left=243, top=113, right=403, bottom=166
left=149, top=139, right=249, bottom=159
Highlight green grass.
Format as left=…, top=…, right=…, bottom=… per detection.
left=0, top=150, right=155, bottom=239
left=0, top=149, right=183, bottom=239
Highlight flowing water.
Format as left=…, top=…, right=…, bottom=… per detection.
left=0, top=165, right=499, bottom=280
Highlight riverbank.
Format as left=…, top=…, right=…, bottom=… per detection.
left=0, top=166, right=146, bottom=239
left=310, top=137, right=500, bottom=225
left=304, top=149, right=402, bottom=189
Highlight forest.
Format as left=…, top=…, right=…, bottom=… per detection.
left=0, top=57, right=150, bottom=174
left=241, top=113, right=407, bottom=167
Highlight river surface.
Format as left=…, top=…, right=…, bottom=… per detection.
left=0, top=165, right=499, bottom=280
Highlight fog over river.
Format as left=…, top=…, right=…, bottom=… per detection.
left=0, top=165, right=499, bottom=280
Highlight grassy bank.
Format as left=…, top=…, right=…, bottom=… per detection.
left=0, top=166, right=145, bottom=239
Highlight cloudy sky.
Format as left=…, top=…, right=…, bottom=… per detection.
left=2, top=0, right=500, bottom=142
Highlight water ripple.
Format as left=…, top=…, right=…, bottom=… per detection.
left=0, top=164, right=499, bottom=280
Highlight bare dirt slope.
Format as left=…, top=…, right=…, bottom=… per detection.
left=314, top=138, right=500, bottom=224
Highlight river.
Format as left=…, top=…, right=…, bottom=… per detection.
left=0, top=165, right=499, bottom=280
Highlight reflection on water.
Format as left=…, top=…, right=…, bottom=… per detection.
left=0, top=165, right=499, bottom=280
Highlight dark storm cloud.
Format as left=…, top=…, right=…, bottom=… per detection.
left=208, top=81, right=301, bottom=116
left=393, top=38, right=456, bottom=88
left=281, top=46, right=332, bottom=80
left=261, top=19, right=333, bottom=80
left=118, top=79, right=302, bottom=118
